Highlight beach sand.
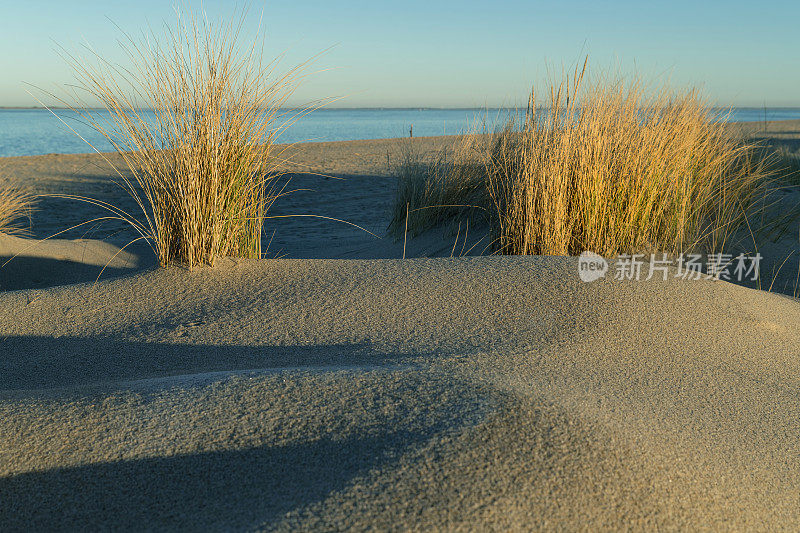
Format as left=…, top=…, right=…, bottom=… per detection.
left=1, top=125, right=800, bottom=530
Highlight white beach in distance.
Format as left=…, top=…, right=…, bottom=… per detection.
left=1, top=121, right=800, bottom=529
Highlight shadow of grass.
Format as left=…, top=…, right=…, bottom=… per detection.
left=0, top=255, right=152, bottom=291
left=0, top=337, right=417, bottom=392
left=0, top=431, right=426, bottom=531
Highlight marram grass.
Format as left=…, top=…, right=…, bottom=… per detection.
left=393, top=61, right=776, bottom=257
left=0, top=180, right=35, bottom=236
left=389, top=135, right=488, bottom=237
left=54, top=9, right=313, bottom=268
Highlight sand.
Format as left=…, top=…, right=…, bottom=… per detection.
left=1, top=126, right=800, bottom=530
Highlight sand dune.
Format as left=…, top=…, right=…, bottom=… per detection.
left=2, top=129, right=800, bottom=530
left=2, top=258, right=800, bottom=530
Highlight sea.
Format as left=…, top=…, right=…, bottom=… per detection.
left=1, top=107, right=799, bottom=158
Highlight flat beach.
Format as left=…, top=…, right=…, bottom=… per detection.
left=2, top=123, right=800, bottom=530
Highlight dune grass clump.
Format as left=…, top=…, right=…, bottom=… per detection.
left=0, top=182, right=35, bottom=236
left=56, top=10, right=312, bottom=268
left=389, top=136, right=488, bottom=236
left=488, top=63, right=772, bottom=256
left=393, top=61, right=774, bottom=257
left=767, top=147, right=800, bottom=185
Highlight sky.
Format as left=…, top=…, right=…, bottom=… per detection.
left=1, top=0, right=799, bottom=108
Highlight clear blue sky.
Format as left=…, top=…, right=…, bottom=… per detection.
left=1, top=0, right=798, bottom=108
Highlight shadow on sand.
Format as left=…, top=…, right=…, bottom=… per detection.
left=0, top=255, right=152, bottom=291
left=0, top=337, right=417, bottom=392
left=0, top=335, right=436, bottom=530
left=0, top=430, right=427, bottom=531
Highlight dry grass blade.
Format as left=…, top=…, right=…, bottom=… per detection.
left=52, top=7, right=317, bottom=268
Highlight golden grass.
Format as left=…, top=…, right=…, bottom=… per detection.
left=0, top=181, right=35, bottom=236
left=52, top=8, right=314, bottom=267
left=394, top=60, right=776, bottom=257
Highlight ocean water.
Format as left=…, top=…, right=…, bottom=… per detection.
left=1, top=107, right=798, bottom=158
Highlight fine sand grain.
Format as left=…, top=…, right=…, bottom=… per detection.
left=1, top=127, right=800, bottom=530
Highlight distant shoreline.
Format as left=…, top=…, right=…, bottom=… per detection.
left=2, top=110, right=798, bottom=158
left=1, top=120, right=799, bottom=161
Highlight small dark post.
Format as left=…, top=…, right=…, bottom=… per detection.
left=409, top=124, right=413, bottom=138
left=763, top=102, right=767, bottom=133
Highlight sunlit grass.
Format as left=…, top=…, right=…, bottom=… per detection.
left=393, top=60, right=777, bottom=257
left=49, top=8, right=317, bottom=268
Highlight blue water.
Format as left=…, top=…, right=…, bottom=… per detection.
left=0, top=107, right=798, bottom=158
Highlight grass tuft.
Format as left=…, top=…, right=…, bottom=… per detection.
left=389, top=135, right=488, bottom=236
left=393, top=60, right=777, bottom=257
left=51, top=7, right=316, bottom=268
left=0, top=181, right=35, bottom=236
